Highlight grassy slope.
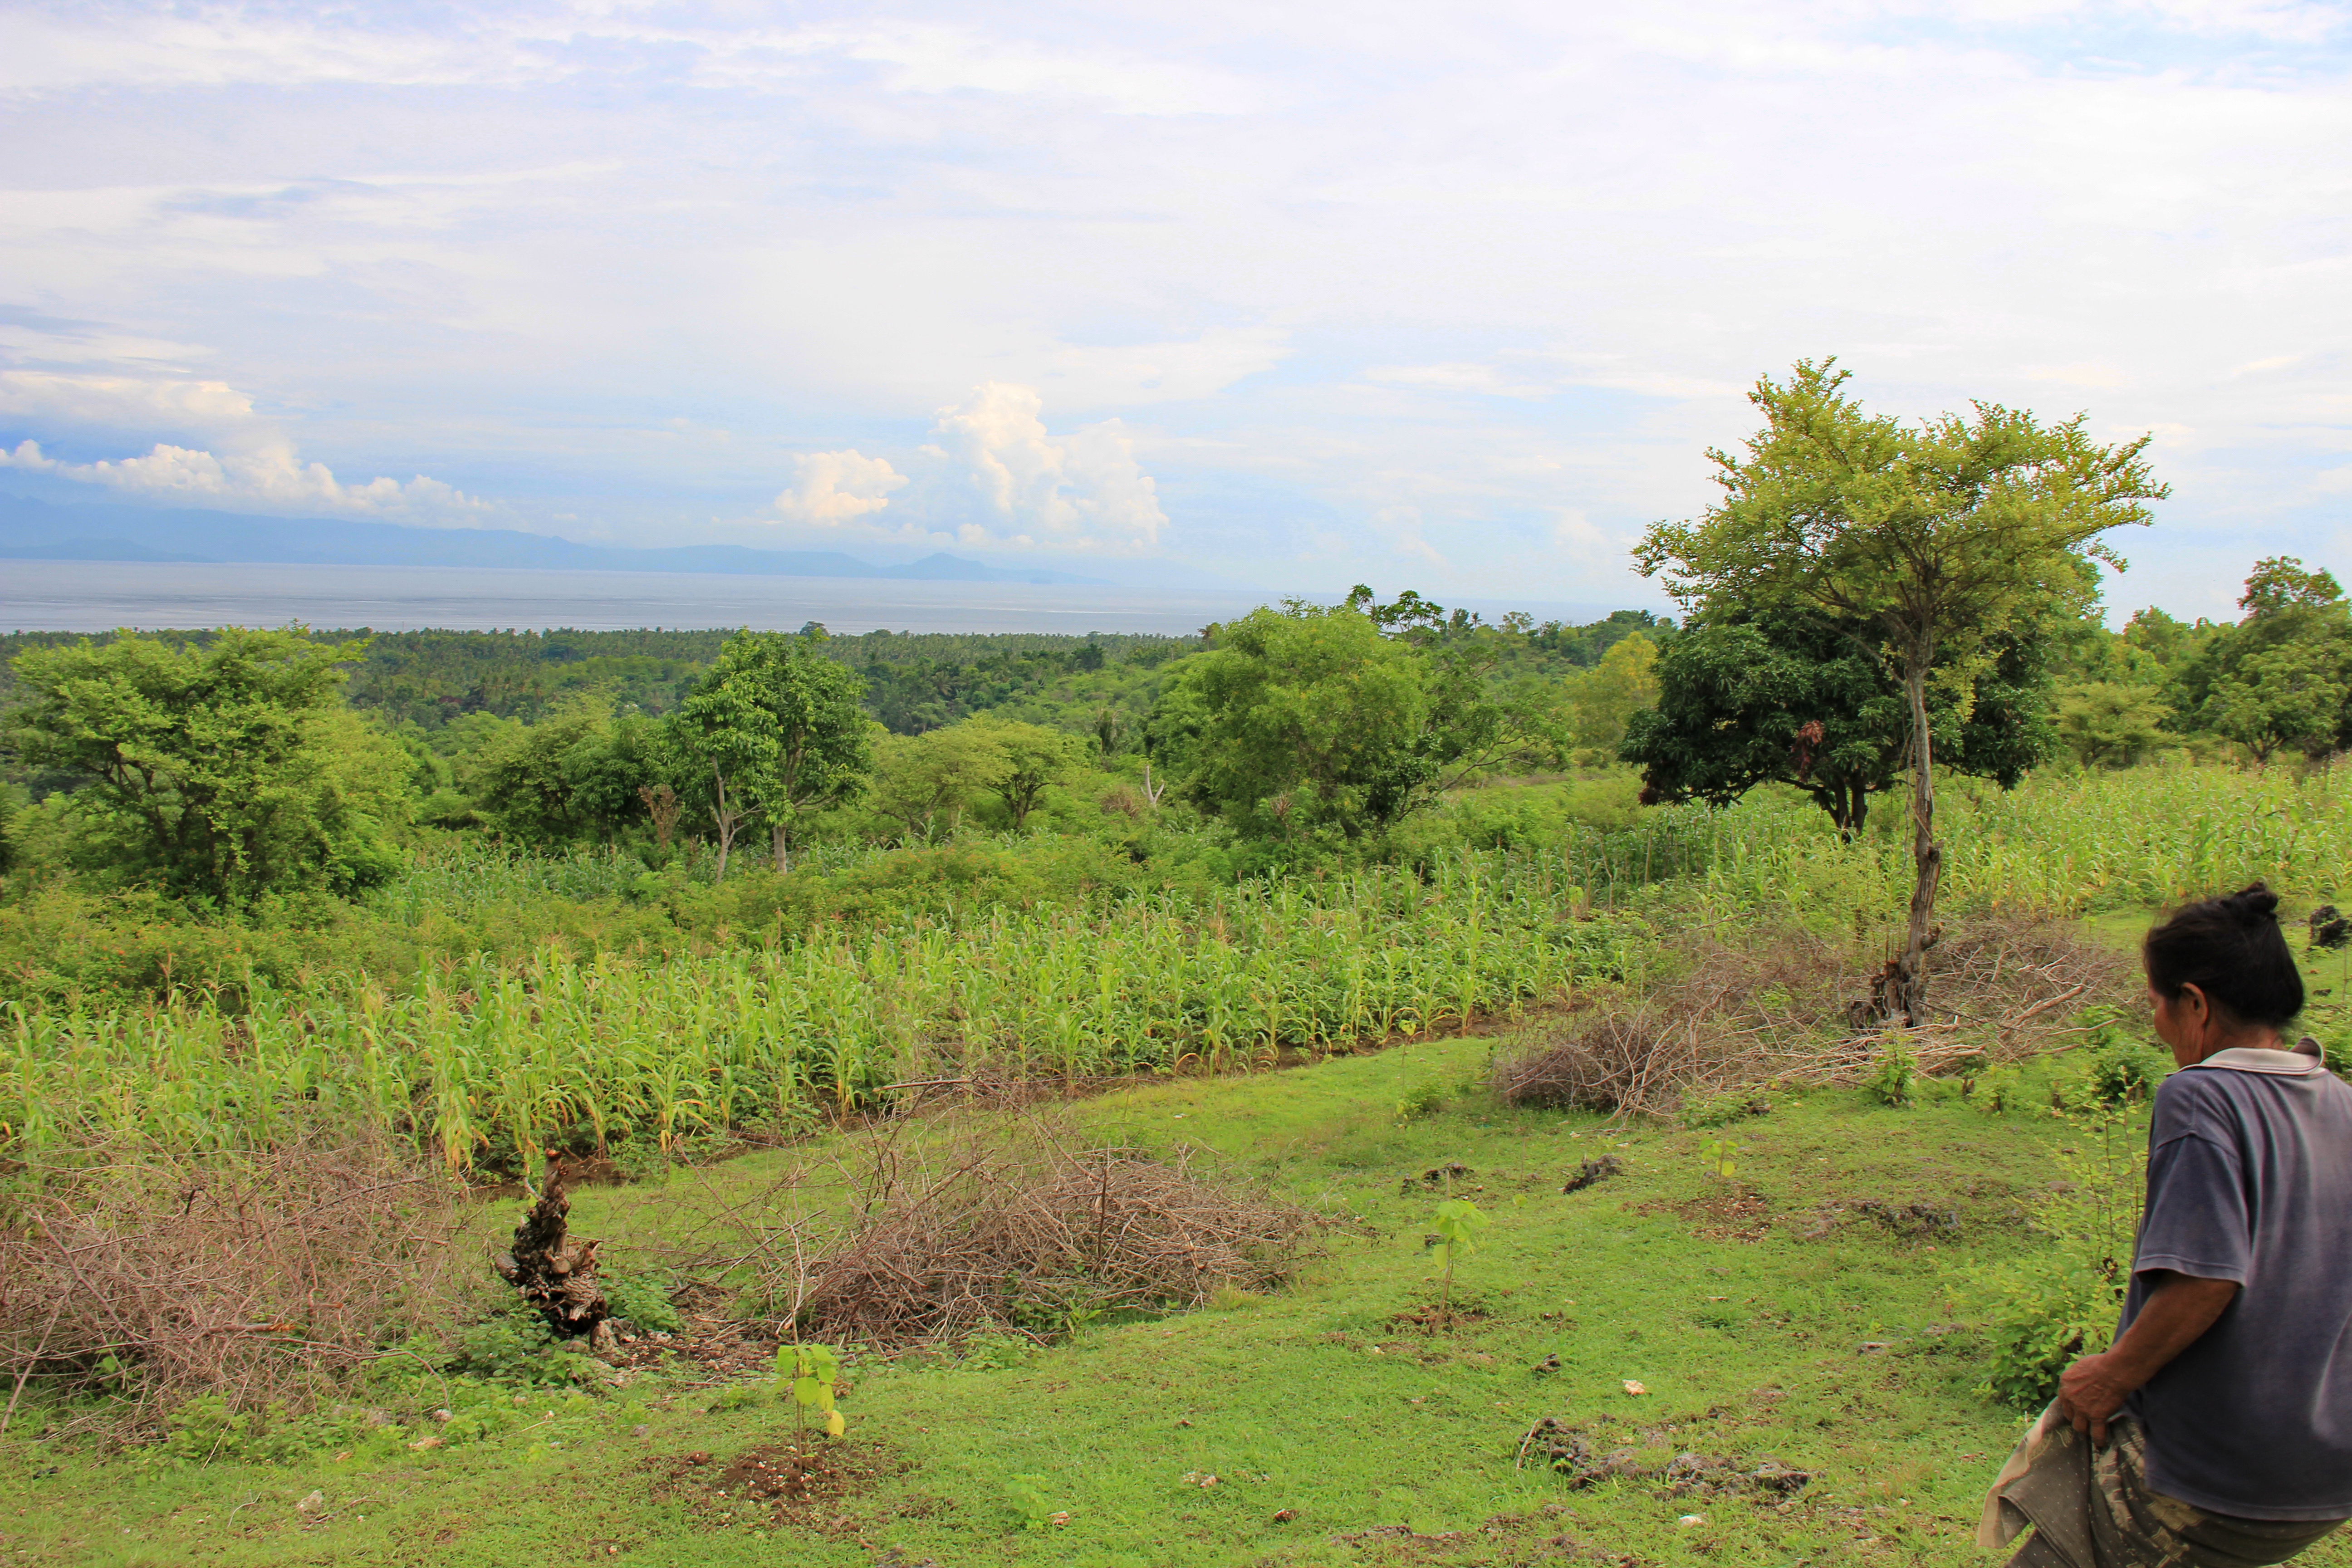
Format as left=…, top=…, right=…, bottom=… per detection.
left=10, top=1027, right=2352, bottom=1568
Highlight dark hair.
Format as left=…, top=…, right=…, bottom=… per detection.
left=2143, top=883, right=2304, bottom=1029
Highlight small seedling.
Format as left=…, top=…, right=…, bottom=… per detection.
left=1697, top=1136, right=1743, bottom=1182
left=1869, top=1035, right=1917, bottom=1107
left=1429, top=1198, right=1490, bottom=1318
left=775, top=1343, right=845, bottom=1439
left=1005, top=1473, right=1054, bottom=1531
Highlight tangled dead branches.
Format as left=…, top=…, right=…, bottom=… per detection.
left=0, top=1124, right=469, bottom=1438
left=768, top=1117, right=1319, bottom=1348
left=1494, top=917, right=2138, bottom=1120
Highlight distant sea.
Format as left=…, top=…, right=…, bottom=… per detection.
left=0, top=561, right=1272, bottom=636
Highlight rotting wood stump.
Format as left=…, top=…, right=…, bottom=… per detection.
left=493, top=1160, right=612, bottom=1346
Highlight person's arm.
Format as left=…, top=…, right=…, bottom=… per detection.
left=2058, top=1270, right=2240, bottom=1444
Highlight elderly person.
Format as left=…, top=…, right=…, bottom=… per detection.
left=1982, top=885, right=2352, bottom=1567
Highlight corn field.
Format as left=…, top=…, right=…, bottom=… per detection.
left=9, top=762, right=2349, bottom=1174
left=4, top=856, right=1634, bottom=1173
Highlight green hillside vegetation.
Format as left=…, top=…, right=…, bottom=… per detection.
left=8, top=363, right=2352, bottom=1564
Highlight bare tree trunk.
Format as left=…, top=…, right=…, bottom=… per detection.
left=772, top=818, right=790, bottom=875
left=711, top=764, right=738, bottom=881
left=1891, top=654, right=1943, bottom=1023
left=493, top=1161, right=612, bottom=1346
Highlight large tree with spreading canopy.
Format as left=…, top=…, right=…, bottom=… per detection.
left=1634, top=360, right=2165, bottom=1022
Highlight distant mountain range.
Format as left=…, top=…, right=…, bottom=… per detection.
left=0, top=494, right=1112, bottom=586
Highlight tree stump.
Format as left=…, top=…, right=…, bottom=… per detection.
left=493, top=1161, right=612, bottom=1345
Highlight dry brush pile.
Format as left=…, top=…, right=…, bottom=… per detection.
left=603, top=1115, right=1322, bottom=1351
left=0, top=1124, right=470, bottom=1437
left=1494, top=917, right=2139, bottom=1120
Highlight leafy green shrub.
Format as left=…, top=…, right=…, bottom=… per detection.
left=1394, top=1080, right=1449, bottom=1122
left=603, top=1273, right=684, bottom=1333
left=1971, top=1103, right=2146, bottom=1407
left=1977, top=1257, right=2120, bottom=1408
left=2085, top=1039, right=2172, bottom=1106
left=1867, top=1036, right=1916, bottom=1107
left=443, top=1305, right=583, bottom=1386
left=1005, top=1473, right=1055, bottom=1531
left=960, top=1332, right=1039, bottom=1372
left=1967, top=1064, right=2027, bottom=1115
left=777, top=1343, right=846, bottom=1438
left=1681, top=1089, right=1771, bottom=1128
left=2075, top=1007, right=2171, bottom=1105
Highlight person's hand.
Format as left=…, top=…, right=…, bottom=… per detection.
left=2058, top=1351, right=2136, bottom=1446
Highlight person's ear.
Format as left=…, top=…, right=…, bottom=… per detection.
left=2179, top=983, right=2212, bottom=1034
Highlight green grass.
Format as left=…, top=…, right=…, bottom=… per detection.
left=18, top=1024, right=2347, bottom=1568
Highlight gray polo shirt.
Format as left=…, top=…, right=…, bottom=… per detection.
left=2122, top=1039, right=2352, bottom=1521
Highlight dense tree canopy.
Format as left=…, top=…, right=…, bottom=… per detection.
left=2174, top=558, right=2352, bottom=763
left=1160, top=596, right=1559, bottom=844
left=1623, top=606, right=2058, bottom=837
left=670, top=629, right=872, bottom=877
left=2, top=627, right=405, bottom=904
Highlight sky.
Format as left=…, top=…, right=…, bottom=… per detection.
left=0, top=1, right=2348, bottom=617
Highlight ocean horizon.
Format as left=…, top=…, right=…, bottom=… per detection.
left=0, top=560, right=1276, bottom=636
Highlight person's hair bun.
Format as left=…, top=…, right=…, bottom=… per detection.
left=2145, top=881, right=2301, bottom=1029
left=2220, top=883, right=2282, bottom=924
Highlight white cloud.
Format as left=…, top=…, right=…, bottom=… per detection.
left=772, top=448, right=908, bottom=524
left=5, top=1, right=2352, bottom=605
left=0, top=371, right=256, bottom=434
left=0, top=367, right=486, bottom=519
left=0, top=436, right=486, bottom=519
left=924, top=383, right=1166, bottom=552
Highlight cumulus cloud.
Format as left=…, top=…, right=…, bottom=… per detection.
left=771, top=448, right=908, bottom=524
left=0, top=368, right=486, bottom=519
left=0, top=436, right=486, bottom=519
left=922, top=382, right=1166, bottom=552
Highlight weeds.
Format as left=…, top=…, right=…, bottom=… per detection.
left=1867, top=1035, right=1916, bottom=1107
left=1970, top=1102, right=2149, bottom=1408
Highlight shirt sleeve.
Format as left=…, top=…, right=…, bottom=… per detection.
left=2133, top=1131, right=2252, bottom=1285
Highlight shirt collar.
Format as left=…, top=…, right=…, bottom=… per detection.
left=2193, top=1037, right=2326, bottom=1076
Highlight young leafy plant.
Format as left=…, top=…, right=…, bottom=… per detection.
left=1697, top=1136, right=1743, bottom=1182
left=1005, top=1473, right=1054, bottom=1531
left=1868, top=1034, right=1917, bottom=1107
left=775, top=1343, right=846, bottom=1438
left=1429, top=1197, right=1490, bottom=1318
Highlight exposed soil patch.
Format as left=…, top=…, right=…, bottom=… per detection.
left=1792, top=1197, right=1965, bottom=1243
left=1851, top=1199, right=1960, bottom=1238
left=1660, top=1451, right=1812, bottom=1499
left=1637, top=1184, right=1774, bottom=1243
left=653, top=1438, right=903, bottom=1537
left=1518, top=1417, right=1810, bottom=1502
left=602, top=1282, right=780, bottom=1385
left=1561, top=1156, right=1621, bottom=1193
left=1389, top=1302, right=1490, bottom=1334
left=1401, top=1162, right=1477, bottom=1195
